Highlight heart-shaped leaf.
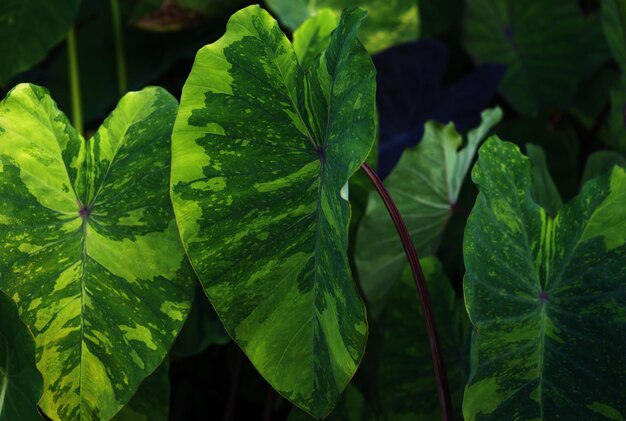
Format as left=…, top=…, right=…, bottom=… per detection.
left=356, top=108, right=501, bottom=314
left=463, top=0, right=583, bottom=115
left=265, top=0, right=419, bottom=53
left=0, top=291, right=42, bottom=421
left=170, top=6, right=376, bottom=418
left=463, top=138, right=626, bottom=419
left=0, top=84, right=194, bottom=420
left=0, top=0, right=80, bottom=84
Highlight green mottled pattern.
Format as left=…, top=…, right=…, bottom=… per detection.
left=602, top=0, right=626, bottom=71
left=0, top=0, right=80, bottom=84
left=463, top=0, right=583, bottom=114
left=379, top=258, right=470, bottom=420
left=0, top=84, right=193, bottom=420
left=171, top=6, right=375, bottom=418
left=0, top=291, right=42, bottom=421
left=526, top=144, right=562, bottom=217
left=111, top=361, right=169, bottom=421
left=293, top=9, right=340, bottom=71
left=356, top=109, right=501, bottom=315
left=463, top=138, right=626, bottom=419
left=266, top=0, right=419, bottom=53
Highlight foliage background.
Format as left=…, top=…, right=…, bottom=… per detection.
left=0, top=0, right=624, bottom=419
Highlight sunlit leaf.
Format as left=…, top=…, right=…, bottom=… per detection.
left=0, top=84, right=194, bottom=420
left=170, top=6, right=376, bottom=418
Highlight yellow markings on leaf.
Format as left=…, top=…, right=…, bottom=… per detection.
left=580, top=167, right=626, bottom=250
left=119, top=325, right=158, bottom=351
left=191, top=177, right=227, bottom=192
left=253, top=160, right=319, bottom=193
left=85, top=219, right=184, bottom=283
left=80, top=344, right=117, bottom=418
left=463, top=377, right=502, bottom=420
left=160, top=301, right=187, bottom=321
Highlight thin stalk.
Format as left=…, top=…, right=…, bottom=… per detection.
left=67, top=27, right=83, bottom=135
left=110, top=0, right=127, bottom=97
left=361, top=163, right=452, bottom=421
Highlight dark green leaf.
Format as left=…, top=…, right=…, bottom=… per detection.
left=378, top=257, right=470, bottom=420
left=356, top=108, right=501, bottom=314
left=287, top=385, right=372, bottom=421
left=463, top=0, right=583, bottom=114
left=0, top=291, right=42, bottom=421
left=526, top=144, right=562, bottom=217
left=0, top=84, right=194, bottom=420
left=0, top=0, right=80, bottom=85
left=112, top=361, right=169, bottom=421
left=170, top=6, right=376, bottom=418
left=463, top=138, right=626, bottom=419
left=608, top=75, right=626, bottom=153
left=581, top=150, right=626, bottom=184
left=602, top=0, right=626, bottom=71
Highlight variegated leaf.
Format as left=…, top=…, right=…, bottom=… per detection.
left=463, top=138, right=626, bottom=419
left=171, top=6, right=376, bottom=418
left=0, top=84, right=194, bottom=420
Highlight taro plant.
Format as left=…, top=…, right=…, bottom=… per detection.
left=0, top=2, right=625, bottom=421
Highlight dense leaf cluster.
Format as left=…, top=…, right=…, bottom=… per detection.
left=0, top=1, right=624, bottom=420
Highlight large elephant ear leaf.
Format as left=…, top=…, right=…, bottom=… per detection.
left=171, top=5, right=376, bottom=418
left=463, top=138, right=626, bottom=420
left=0, top=291, right=43, bottom=421
left=0, top=84, right=194, bottom=420
left=0, top=0, right=80, bottom=84
left=356, top=108, right=501, bottom=314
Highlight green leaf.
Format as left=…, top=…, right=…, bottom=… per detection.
left=0, top=0, right=80, bottom=85
left=265, top=0, right=419, bottom=53
left=526, top=144, right=562, bottom=217
left=0, top=291, right=43, bottom=421
left=602, top=0, right=626, bottom=71
left=608, top=75, right=626, bottom=153
left=287, top=384, right=372, bottom=421
left=293, top=9, right=340, bottom=71
left=463, top=0, right=583, bottom=114
left=170, top=6, right=376, bottom=418
left=355, top=108, right=501, bottom=314
left=170, top=287, right=230, bottom=360
left=0, top=84, right=194, bottom=420
left=581, top=150, right=626, bottom=185
left=112, top=361, right=169, bottom=421
left=378, top=257, right=470, bottom=420
left=463, top=138, right=626, bottom=420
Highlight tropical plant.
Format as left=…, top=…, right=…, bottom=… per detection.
left=0, top=1, right=624, bottom=420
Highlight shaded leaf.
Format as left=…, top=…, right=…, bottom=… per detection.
left=526, top=144, right=562, bottom=217
left=581, top=150, right=626, bottom=184
left=356, top=108, right=501, bottom=314
left=0, top=0, right=80, bottom=85
left=602, top=0, right=626, bottom=71
left=287, top=385, right=372, bottom=421
left=112, top=361, right=169, bottom=421
left=463, top=0, right=583, bottom=114
left=0, top=291, right=42, bottom=421
left=463, top=138, right=626, bottom=419
left=0, top=84, right=194, bottom=420
left=170, top=287, right=230, bottom=360
left=378, top=257, right=470, bottom=420
left=265, top=0, right=419, bottom=53
left=374, top=41, right=504, bottom=177
left=170, top=6, right=376, bottom=418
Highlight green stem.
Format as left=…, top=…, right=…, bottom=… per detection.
left=110, top=0, right=127, bottom=97
left=67, top=27, right=83, bottom=135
